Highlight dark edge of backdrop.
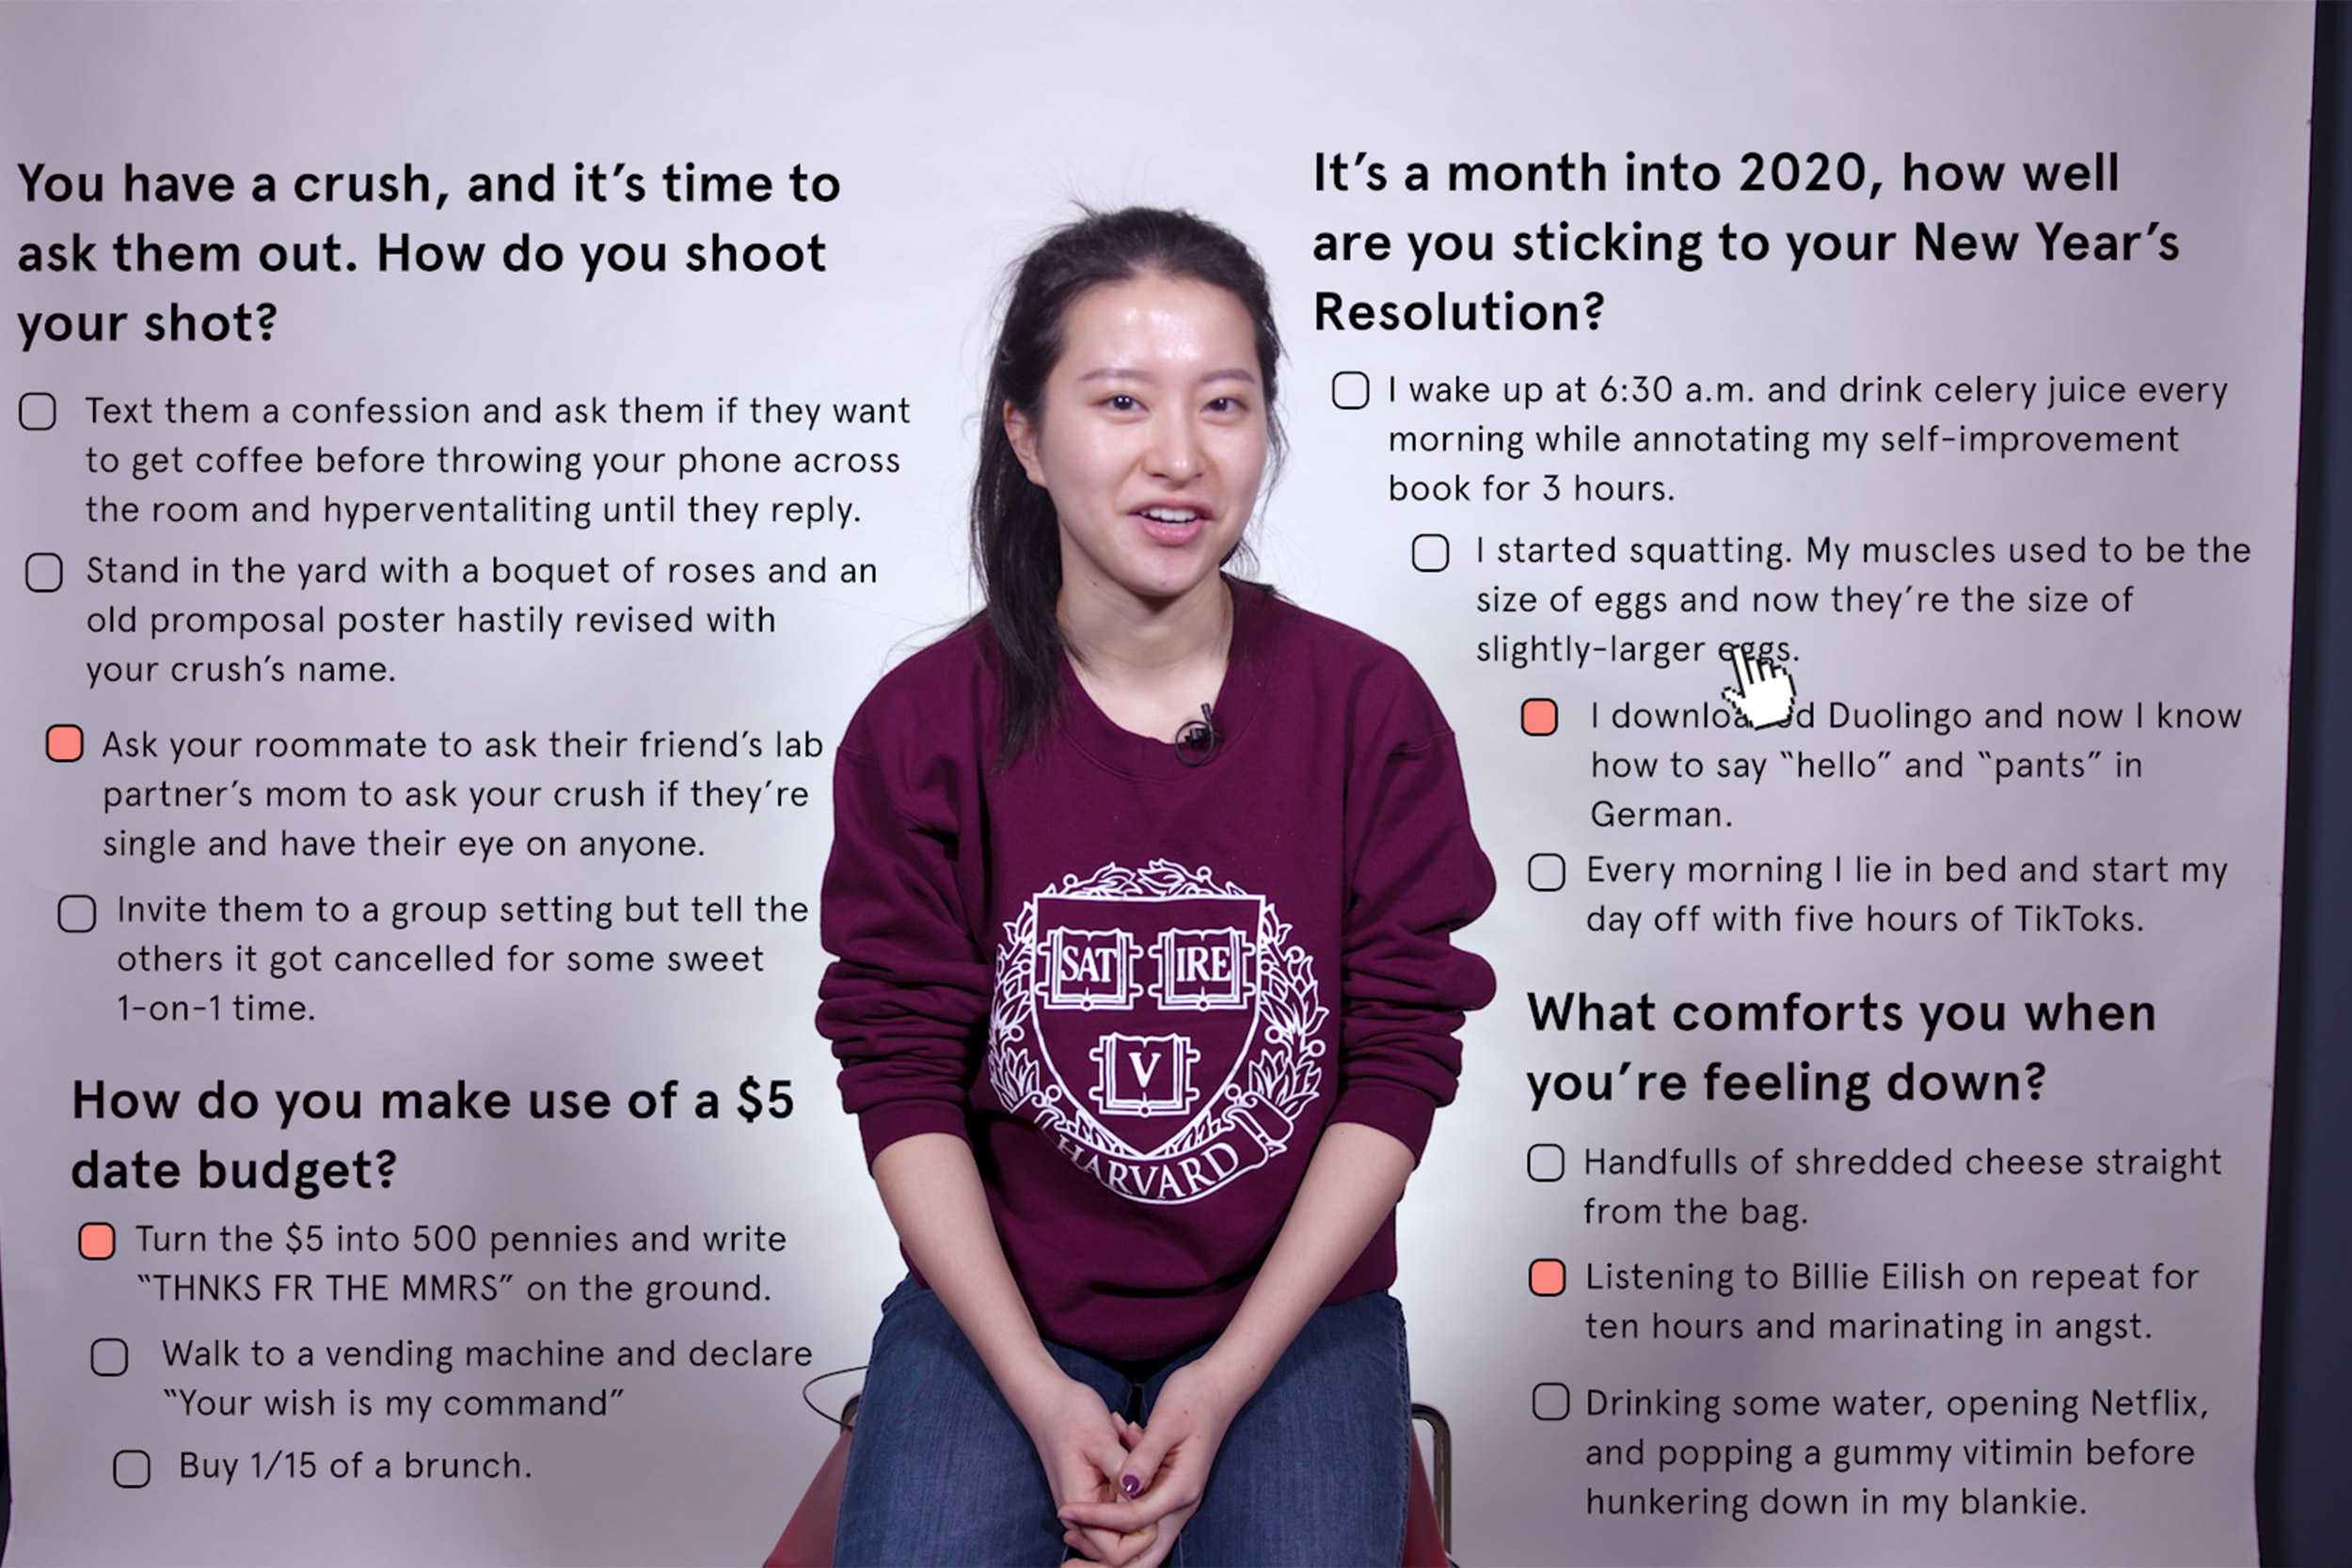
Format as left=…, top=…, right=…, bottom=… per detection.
left=0, top=11, right=2345, bottom=1568
left=2258, top=5, right=2352, bottom=1565
left=2, top=1249, right=9, bottom=1560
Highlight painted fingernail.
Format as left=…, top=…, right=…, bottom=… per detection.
left=1120, top=1473, right=1143, bottom=1497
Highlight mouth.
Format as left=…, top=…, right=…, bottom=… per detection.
left=1133, top=504, right=1211, bottom=543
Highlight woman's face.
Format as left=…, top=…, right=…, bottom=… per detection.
left=1007, top=272, right=1268, bottom=613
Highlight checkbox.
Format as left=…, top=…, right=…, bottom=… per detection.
left=91, top=1338, right=130, bottom=1375
left=20, top=391, right=56, bottom=431
left=80, top=1221, right=115, bottom=1259
left=1527, top=853, right=1566, bottom=892
left=1526, top=1143, right=1565, bottom=1181
left=1530, top=1259, right=1567, bottom=1296
left=1521, top=698, right=1558, bottom=736
left=1330, top=371, right=1370, bottom=410
left=58, top=894, right=97, bottom=932
left=48, top=723, right=83, bottom=762
left=113, top=1449, right=151, bottom=1488
left=25, top=551, right=63, bottom=592
left=1532, top=1383, right=1572, bottom=1421
left=1409, top=533, right=1449, bottom=573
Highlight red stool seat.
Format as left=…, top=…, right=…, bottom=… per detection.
left=764, top=1420, right=853, bottom=1568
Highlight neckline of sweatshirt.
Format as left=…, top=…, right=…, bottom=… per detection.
left=1046, top=576, right=1276, bottom=781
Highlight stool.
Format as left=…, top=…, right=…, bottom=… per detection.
left=764, top=1397, right=1454, bottom=1566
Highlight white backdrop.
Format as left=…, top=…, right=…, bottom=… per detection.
left=0, top=5, right=2311, bottom=1562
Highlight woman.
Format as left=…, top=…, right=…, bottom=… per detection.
left=818, top=207, right=1494, bottom=1567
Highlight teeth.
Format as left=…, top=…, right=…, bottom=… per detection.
left=1141, top=508, right=1200, bottom=523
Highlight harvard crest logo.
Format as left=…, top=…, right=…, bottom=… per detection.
left=987, top=861, right=1328, bottom=1205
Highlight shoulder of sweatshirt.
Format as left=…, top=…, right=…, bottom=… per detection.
left=837, top=619, right=999, bottom=753
left=827, top=621, right=1002, bottom=834
left=1241, top=584, right=1456, bottom=751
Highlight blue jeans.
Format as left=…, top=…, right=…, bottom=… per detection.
left=834, top=1279, right=1411, bottom=1566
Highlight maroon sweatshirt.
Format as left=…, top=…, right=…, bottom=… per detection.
left=818, top=582, right=1496, bottom=1359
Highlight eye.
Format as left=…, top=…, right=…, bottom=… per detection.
left=1205, top=395, right=1248, bottom=415
left=1103, top=394, right=1141, bottom=412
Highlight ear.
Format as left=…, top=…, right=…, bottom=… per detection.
left=1004, top=401, right=1048, bottom=488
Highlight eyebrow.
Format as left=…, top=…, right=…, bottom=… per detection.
left=1073, top=365, right=1261, bottom=387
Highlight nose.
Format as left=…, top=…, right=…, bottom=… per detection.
left=1146, top=408, right=1204, bottom=483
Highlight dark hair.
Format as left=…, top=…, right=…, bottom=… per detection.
left=972, top=206, right=1285, bottom=763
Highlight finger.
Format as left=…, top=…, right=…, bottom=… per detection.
left=1122, top=1504, right=1196, bottom=1568
left=1085, top=1433, right=1139, bottom=1498
left=1732, top=646, right=1757, bottom=691
left=1064, top=1522, right=1156, bottom=1568
left=1108, top=1528, right=1161, bottom=1568
left=1062, top=1479, right=1200, bottom=1536
left=1045, top=1451, right=1134, bottom=1562
left=1061, top=1498, right=1158, bottom=1534
left=1061, top=1464, right=1169, bottom=1538
left=1106, top=1522, right=1160, bottom=1567
left=1132, top=1465, right=1204, bottom=1518
left=1063, top=1526, right=1113, bottom=1565
left=1070, top=1519, right=1148, bottom=1565
left=1117, top=1419, right=1183, bottom=1499
left=1092, top=1466, right=1148, bottom=1558
left=1060, top=1513, right=1156, bottom=1562
left=1070, top=1505, right=1126, bottom=1562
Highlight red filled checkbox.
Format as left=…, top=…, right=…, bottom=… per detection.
left=80, top=1222, right=115, bottom=1260
left=1520, top=699, right=1558, bottom=736
left=1530, top=1258, right=1566, bottom=1295
left=47, top=723, right=83, bottom=762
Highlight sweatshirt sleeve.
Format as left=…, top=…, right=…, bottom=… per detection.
left=1329, top=673, right=1498, bottom=1159
left=815, top=708, right=995, bottom=1166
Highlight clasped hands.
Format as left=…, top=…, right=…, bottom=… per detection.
left=1013, top=1357, right=1240, bottom=1567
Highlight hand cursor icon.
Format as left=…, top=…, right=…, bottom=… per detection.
left=1722, top=647, right=1796, bottom=728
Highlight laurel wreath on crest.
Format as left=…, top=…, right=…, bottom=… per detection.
left=987, top=861, right=1327, bottom=1158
